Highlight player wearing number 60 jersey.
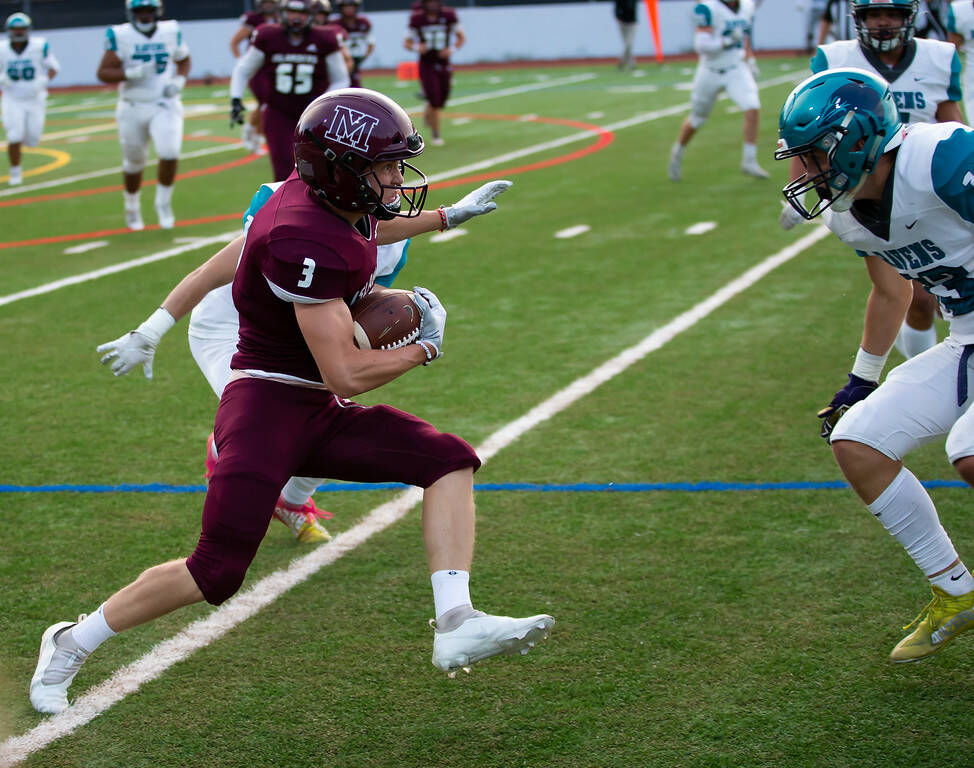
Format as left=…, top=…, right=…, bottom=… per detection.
left=96, top=0, right=190, bottom=231
left=230, top=0, right=348, bottom=181
left=0, top=13, right=59, bottom=186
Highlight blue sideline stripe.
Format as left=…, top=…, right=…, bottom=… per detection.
left=0, top=480, right=970, bottom=493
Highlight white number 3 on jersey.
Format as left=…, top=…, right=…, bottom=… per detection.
left=964, top=171, right=974, bottom=188
left=297, top=257, right=315, bottom=288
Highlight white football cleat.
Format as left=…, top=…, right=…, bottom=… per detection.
left=431, top=611, right=554, bottom=672
left=9, top=166, right=23, bottom=186
left=241, top=122, right=262, bottom=154
left=125, top=205, right=145, bottom=231
left=430, top=136, right=445, bottom=147
left=155, top=200, right=175, bottom=229
left=741, top=161, right=769, bottom=179
left=667, top=148, right=682, bottom=182
left=30, top=618, right=89, bottom=714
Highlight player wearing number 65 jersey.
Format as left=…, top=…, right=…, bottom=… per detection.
left=0, top=13, right=59, bottom=186
left=230, top=0, right=349, bottom=181
left=96, top=0, right=190, bottom=231
left=776, top=68, right=974, bottom=663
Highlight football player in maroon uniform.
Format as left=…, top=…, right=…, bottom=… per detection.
left=405, top=0, right=465, bottom=145
left=230, top=0, right=349, bottom=180
left=29, top=89, right=553, bottom=715
left=334, top=0, right=374, bottom=88
left=229, top=0, right=278, bottom=153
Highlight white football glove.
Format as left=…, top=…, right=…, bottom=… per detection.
left=779, top=201, right=805, bottom=231
left=413, top=286, right=446, bottom=363
left=96, top=308, right=175, bottom=379
left=442, top=180, right=513, bottom=229
left=162, top=74, right=186, bottom=98
left=124, top=61, right=153, bottom=81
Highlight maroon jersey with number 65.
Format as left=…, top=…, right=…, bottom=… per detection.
left=249, top=23, right=342, bottom=118
left=232, top=172, right=378, bottom=384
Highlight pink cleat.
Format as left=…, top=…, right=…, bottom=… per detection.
left=273, top=497, right=332, bottom=543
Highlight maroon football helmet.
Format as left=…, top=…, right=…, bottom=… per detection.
left=293, top=88, right=428, bottom=220
left=279, top=0, right=313, bottom=34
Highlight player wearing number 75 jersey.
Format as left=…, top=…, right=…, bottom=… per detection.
left=776, top=68, right=974, bottom=663
left=230, top=0, right=349, bottom=181
left=96, top=0, right=190, bottom=232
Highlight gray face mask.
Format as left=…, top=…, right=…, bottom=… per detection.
left=133, top=18, right=157, bottom=33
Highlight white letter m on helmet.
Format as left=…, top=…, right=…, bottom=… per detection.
left=324, top=106, right=381, bottom=152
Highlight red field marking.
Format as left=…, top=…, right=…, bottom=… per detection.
left=1, top=114, right=612, bottom=249
left=0, top=212, right=241, bottom=251
left=0, top=136, right=257, bottom=209
left=428, top=112, right=613, bottom=191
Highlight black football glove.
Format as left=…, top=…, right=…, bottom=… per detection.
left=817, top=373, right=878, bottom=440
left=230, top=98, right=245, bottom=127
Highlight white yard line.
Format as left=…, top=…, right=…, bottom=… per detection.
left=554, top=225, right=590, bottom=239
left=0, top=232, right=240, bottom=308
left=0, top=225, right=831, bottom=768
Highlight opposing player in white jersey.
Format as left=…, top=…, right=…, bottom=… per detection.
left=783, top=0, right=963, bottom=360
left=948, top=0, right=974, bottom=120
left=777, top=68, right=974, bottom=663
left=668, top=0, right=768, bottom=181
left=94, top=177, right=513, bottom=543
left=95, top=0, right=191, bottom=231
left=0, top=13, right=58, bottom=186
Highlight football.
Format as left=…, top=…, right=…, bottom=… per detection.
left=351, top=287, right=422, bottom=350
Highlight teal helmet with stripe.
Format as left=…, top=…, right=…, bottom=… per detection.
left=852, top=0, right=918, bottom=52
left=5, top=12, right=31, bottom=43
left=775, top=68, right=903, bottom=219
left=126, top=0, right=163, bottom=33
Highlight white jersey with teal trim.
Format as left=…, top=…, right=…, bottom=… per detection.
left=189, top=181, right=410, bottom=340
left=0, top=37, right=59, bottom=100
left=823, top=122, right=974, bottom=343
left=104, top=20, right=189, bottom=103
left=693, top=0, right=755, bottom=70
left=811, top=38, right=962, bottom=123
left=948, top=1, right=974, bottom=97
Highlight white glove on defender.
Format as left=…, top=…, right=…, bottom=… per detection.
left=124, top=61, right=153, bottom=81
left=413, top=286, right=446, bottom=363
left=443, top=180, right=513, bottom=229
left=162, top=75, right=186, bottom=98
left=96, top=307, right=175, bottom=379
left=779, top=201, right=805, bottom=231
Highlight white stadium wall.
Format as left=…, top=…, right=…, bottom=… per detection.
left=42, top=1, right=807, bottom=89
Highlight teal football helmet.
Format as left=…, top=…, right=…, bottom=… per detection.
left=852, top=0, right=918, bottom=53
left=5, top=12, right=31, bottom=44
left=775, top=68, right=903, bottom=219
left=126, top=0, right=162, bottom=33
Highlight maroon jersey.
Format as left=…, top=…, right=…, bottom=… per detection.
left=250, top=23, right=342, bottom=118
left=334, top=14, right=372, bottom=60
left=240, top=10, right=274, bottom=29
left=232, top=172, right=378, bottom=383
left=408, top=7, right=460, bottom=64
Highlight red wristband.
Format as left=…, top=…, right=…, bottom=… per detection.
left=437, top=206, right=448, bottom=232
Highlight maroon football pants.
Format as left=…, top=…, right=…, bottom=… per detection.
left=186, top=377, right=480, bottom=605
left=419, top=59, right=452, bottom=109
left=262, top=106, right=300, bottom=182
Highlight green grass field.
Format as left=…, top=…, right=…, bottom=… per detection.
left=2, top=57, right=972, bottom=767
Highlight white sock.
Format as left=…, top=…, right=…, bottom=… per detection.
left=69, top=603, right=117, bottom=653
left=742, top=143, right=758, bottom=163
left=209, top=437, right=218, bottom=460
left=868, top=467, right=963, bottom=587
left=155, top=183, right=173, bottom=206
left=431, top=569, right=472, bottom=621
left=671, top=143, right=684, bottom=159
left=894, top=321, right=937, bottom=359
left=10, top=164, right=20, bottom=173
left=929, top=562, right=974, bottom=595
left=280, top=476, right=324, bottom=507
left=123, top=190, right=140, bottom=210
